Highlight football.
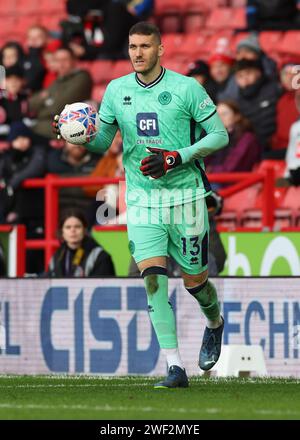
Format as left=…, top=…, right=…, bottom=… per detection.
left=58, top=102, right=100, bottom=144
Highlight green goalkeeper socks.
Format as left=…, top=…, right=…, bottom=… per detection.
left=187, top=280, right=221, bottom=322
left=143, top=268, right=178, bottom=349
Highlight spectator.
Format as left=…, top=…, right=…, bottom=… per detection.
left=46, top=208, right=115, bottom=277
left=186, top=59, right=217, bottom=103
left=0, top=65, right=29, bottom=143
left=47, top=139, right=98, bottom=214
left=0, top=41, right=25, bottom=69
left=236, top=34, right=277, bottom=79
left=205, top=100, right=262, bottom=174
left=246, top=0, right=300, bottom=31
left=47, top=140, right=98, bottom=175
left=285, top=91, right=300, bottom=185
left=61, top=0, right=154, bottom=60
left=24, top=25, right=49, bottom=92
left=29, top=47, right=93, bottom=143
left=0, top=122, right=46, bottom=225
left=42, top=40, right=62, bottom=88
left=207, top=39, right=235, bottom=102
left=271, top=60, right=300, bottom=157
left=233, top=58, right=281, bottom=153
left=220, top=34, right=278, bottom=103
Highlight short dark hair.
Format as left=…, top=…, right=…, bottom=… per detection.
left=129, top=21, right=161, bottom=44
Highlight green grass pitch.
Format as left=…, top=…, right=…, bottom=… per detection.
left=0, top=375, right=299, bottom=420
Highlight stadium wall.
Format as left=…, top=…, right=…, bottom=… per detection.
left=0, top=278, right=299, bottom=377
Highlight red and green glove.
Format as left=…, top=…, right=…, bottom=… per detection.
left=140, top=147, right=182, bottom=179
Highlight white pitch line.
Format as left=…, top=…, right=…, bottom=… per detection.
left=0, top=384, right=149, bottom=389
left=0, top=403, right=298, bottom=417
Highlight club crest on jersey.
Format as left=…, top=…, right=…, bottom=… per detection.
left=158, top=91, right=172, bottom=105
left=136, top=113, right=159, bottom=136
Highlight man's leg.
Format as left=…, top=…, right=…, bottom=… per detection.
left=167, top=199, right=224, bottom=371
left=138, top=256, right=188, bottom=388
left=182, top=269, right=224, bottom=371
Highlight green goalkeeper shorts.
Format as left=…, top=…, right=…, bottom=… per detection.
left=127, top=198, right=209, bottom=275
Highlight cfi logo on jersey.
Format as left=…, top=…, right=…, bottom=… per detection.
left=158, top=91, right=172, bottom=105
left=136, top=113, right=159, bottom=136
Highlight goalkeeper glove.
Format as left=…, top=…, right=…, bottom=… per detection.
left=140, top=147, right=182, bottom=179
left=52, top=114, right=61, bottom=139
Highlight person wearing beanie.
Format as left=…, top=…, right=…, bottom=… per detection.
left=233, top=58, right=281, bottom=154
left=207, top=38, right=235, bottom=102
left=236, top=33, right=277, bottom=79
left=186, top=59, right=217, bottom=102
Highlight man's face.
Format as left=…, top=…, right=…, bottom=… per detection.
left=12, top=136, right=31, bottom=151
left=210, top=61, right=231, bottom=83
left=280, top=65, right=297, bottom=91
left=128, top=33, right=163, bottom=75
left=235, top=68, right=262, bottom=88
left=2, top=48, right=18, bottom=68
left=55, top=50, right=75, bottom=77
left=27, top=27, right=48, bottom=49
left=6, top=75, right=23, bottom=95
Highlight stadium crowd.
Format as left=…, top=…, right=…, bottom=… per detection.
left=1, top=0, right=300, bottom=275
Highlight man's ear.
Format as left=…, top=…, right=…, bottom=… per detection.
left=158, top=44, right=164, bottom=58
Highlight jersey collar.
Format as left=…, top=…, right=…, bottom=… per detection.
left=135, top=67, right=166, bottom=89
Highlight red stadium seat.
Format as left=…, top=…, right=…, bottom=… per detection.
left=172, top=33, right=208, bottom=60
left=162, top=59, right=187, bottom=75
left=39, top=0, right=65, bottom=13
left=259, top=31, right=283, bottom=54
left=182, top=1, right=209, bottom=33
left=277, top=31, right=300, bottom=56
left=155, top=0, right=184, bottom=16
left=0, top=17, right=17, bottom=36
left=0, top=0, right=17, bottom=15
left=15, top=15, right=40, bottom=34
left=215, top=212, right=239, bottom=229
left=282, top=186, right=300, bottom=210
left=90, top=60, right=114, bottom=85
left=155, top=0, right=183, bottom=33
left=110, top=60, right=132, bottom=79
left=15, top=0, right=40, bottom=15
left=205, top=8, right=237, bottom=30
left=255, top=160, right=286, bottom=179
left=161, top=33, right=185, bottom=57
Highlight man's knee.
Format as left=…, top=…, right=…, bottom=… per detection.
left=141, top=266, right=167, bottom=295
left=182, top=269, right=208, bottom=289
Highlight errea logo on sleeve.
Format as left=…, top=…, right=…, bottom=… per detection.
left=199, top=97, right=214, bottom=110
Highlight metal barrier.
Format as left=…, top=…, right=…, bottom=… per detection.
left=21, top=167, right=275, bottom=271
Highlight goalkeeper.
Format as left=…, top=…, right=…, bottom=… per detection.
left=54, top=22, right=229, bottom=388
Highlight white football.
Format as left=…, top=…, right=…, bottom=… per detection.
left=58, top=102, right=99, bottom=144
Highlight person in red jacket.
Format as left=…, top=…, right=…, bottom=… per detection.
left=271, top=59, right=300, bottom=158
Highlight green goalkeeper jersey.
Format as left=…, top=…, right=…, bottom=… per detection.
left=89, top=67, right=228, bottom=207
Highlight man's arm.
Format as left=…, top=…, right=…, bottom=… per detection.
left=84, top=120, right=118, bottom=154
left=179, top=112, right=229, bottom=164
